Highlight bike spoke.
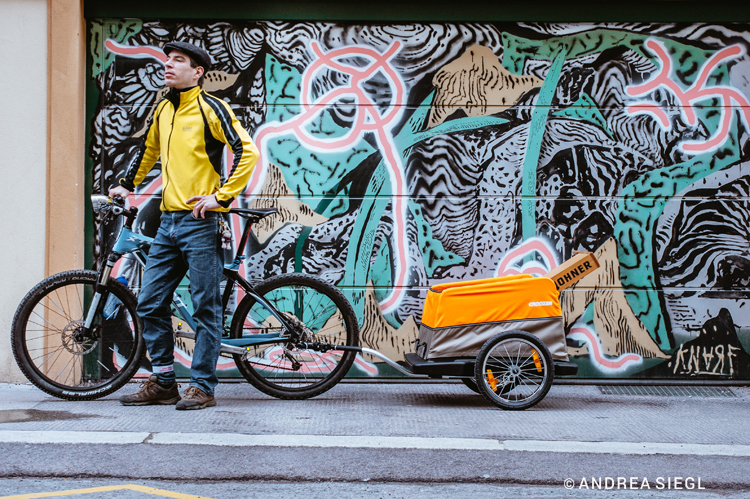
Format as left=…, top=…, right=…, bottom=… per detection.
left=486, top=356, right=512, bottom=370
left=31, top=302, right=71, bottom=328
left=53, top=287, right=75, bottom=324
left=31, top=347, right=64, bottom=368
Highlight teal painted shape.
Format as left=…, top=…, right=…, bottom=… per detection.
left=615, top=118, right=741, bottom=352
left=393, top=91, right=509, bottom=153
left=582, top=298, right=595, bottom=324
left=409, top=199, right=464, bottom=277
left=266, top=132, right=374, bottom=201
left=408, top=116, right=509, bottom=145
left=294, top=226, right=313, bottom=273
left=342, top=93, right=509, bottom=317
left=317, top=194, right=349, bottom=219
left=552, top=93, right=612, bottom=137
left=339, top=94, right=438, bottom=319
left=264, top=54, right=375, bottom=202
left=369, top=234, right=399, bottom=328
left=370, top=240, right=393, bottom=301
left=502, top=30, right=712, bottom=87
left=341, top=175, right=391, bottom=321
left=265, top=54, right=302, bottom=121
left=91, top=19, right=142, bottom=78
left=522, top=48, right=567, bottom=241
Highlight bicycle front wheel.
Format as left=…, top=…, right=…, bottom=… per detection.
left=230, top=273, right=359, bottom=399
left=11, top=270, right=145, bottom=400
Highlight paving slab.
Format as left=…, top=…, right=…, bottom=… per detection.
left=1, top=382, right=748, bottom=446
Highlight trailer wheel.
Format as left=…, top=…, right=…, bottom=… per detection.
left=459, top=377, right=480, bottom=393
left=474, top=330, right=553, bottom=410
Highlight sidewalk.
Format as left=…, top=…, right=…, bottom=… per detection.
left=2, top=381, right=749, bottom=443
left=1, top=381, right=749, bottom=487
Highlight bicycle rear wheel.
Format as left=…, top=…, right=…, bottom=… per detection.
left=11, top=270, right=145, bottom=400
left=230, top=273, right=359, bottom=399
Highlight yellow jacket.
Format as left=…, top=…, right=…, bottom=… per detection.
left=120, top=86, right=259, bottom=212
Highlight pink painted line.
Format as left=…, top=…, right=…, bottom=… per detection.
left=251, top=40, right=408, bottom=312
left=129, top=177, right=162, bottom=210
left=496, top=238, right=557, bottom=277
left=570, top=326, right=641, bottom=370
left=691, top=45, right=742, bottom=92
left=518, top=265, right=549, bottom=276
left=625, top=37, right=750, bottom=152
left=353, top=354, right=379, bottom=375
left=105, top=39, right=166, bottom=64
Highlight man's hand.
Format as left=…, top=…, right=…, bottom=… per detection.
left=108, top=185, right=132, bottom=201
left=186, top=194, right=221, bottom=218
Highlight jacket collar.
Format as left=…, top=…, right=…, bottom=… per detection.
left=166, top=86, right=202, bottom=109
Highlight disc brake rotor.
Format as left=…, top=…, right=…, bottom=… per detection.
left=61, top=320, right=98, bottom=355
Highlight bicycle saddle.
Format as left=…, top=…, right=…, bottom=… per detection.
left=228, top=207, right=278, bottom=222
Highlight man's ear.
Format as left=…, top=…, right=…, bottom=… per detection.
left=194, top=66, right=204, bottom=82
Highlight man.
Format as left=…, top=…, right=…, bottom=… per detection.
left=109, top=41, right=259, bottom=410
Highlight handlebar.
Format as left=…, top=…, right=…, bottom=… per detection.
left=90, top=194, right=139, bottom=230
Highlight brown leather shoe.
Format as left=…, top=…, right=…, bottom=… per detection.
left=119, top=375, right=180, bottom=406
left=175, top=386, right=216, bottom=410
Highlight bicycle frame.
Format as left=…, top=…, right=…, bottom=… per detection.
left=90, top=197, right=297, bottom=356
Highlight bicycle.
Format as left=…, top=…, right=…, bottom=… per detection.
left=11, top=195, right=360, bottom=401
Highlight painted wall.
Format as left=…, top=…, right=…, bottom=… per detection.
left=89, top=20, right=750, bottom=380
left=0, top=0, right=48, bottom=383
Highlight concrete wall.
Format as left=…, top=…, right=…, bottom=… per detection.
left=0, top=0, right=48, bottom=382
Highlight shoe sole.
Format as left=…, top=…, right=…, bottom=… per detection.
left=175, top=399, right=217, bottom=411
left=120, top=397, right=181, bottom=406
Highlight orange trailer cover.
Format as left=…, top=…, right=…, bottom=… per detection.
left=422, top=275, right=561, bottom=329
left=417, top=275, right=568, bottom=361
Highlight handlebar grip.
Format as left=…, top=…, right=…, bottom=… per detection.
left=123, top=205, right=139, bottom=230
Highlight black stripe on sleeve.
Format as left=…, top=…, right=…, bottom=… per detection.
left=200, top=92, right=244, bottom=181
left=197, top=98, right=226, bottom=179
left=216, top=196, right=233, bottom=208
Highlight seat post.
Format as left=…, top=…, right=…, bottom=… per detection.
left=228, top=207, right=278, bottom=262
left=233, top=218, right=253, bottom=261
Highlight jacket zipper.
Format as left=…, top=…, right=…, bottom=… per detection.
left=162, top=97, right=178, bottom=211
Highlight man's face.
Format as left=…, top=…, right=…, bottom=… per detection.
left=164, top=50, right=202, bottom=89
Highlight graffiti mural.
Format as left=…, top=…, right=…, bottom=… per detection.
left=88, top=20, right=750, bottom=379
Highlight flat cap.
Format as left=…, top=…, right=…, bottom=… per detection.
left=163, top=41, right=212, bottom=71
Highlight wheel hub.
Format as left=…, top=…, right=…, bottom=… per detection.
left=61, top=320, right=98, bottom=355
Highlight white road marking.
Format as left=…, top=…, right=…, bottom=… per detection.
left=501, top=439, right=750, bottom=456
left=0, top=431, right=149, bottom=445
left=0, top=431, right=749, bottom=457
left=148, top=433, right=503, bottom=450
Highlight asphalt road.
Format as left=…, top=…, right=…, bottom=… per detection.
left=2, top=478, right=749, bottom=498
left=1, top=381, right=749, bottom=497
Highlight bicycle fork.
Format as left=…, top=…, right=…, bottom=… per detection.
left=81, top=254, right=118, bottom=335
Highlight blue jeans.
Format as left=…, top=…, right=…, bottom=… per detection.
left=137, top=211, right=224, bottom=395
